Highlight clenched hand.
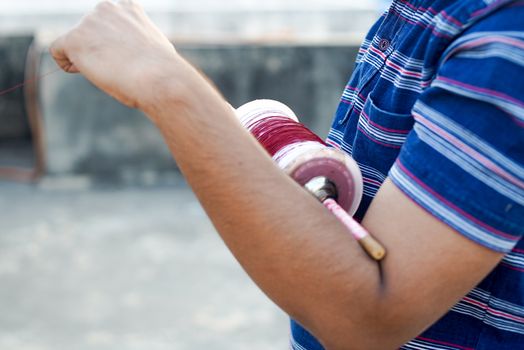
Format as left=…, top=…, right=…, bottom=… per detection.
left=50, top=0, right=184, bottom=110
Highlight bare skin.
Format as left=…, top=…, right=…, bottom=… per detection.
left=50, top=2, right=504, bottom=349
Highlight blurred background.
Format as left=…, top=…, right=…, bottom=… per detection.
left=0, top=1, right=385, bottom=349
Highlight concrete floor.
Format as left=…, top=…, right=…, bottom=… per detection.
left=0, top=180, right=289, bottom=350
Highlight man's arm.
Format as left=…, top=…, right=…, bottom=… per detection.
left=50, top=2, right=504, bottom=349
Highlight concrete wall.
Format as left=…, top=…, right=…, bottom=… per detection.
left=39, top=43, right=359, bottom=181
left=37, top=43, right=359, bottom=183
left=0, top=35, right=33, bottom=140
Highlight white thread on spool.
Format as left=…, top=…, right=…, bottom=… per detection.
left=236, top=99, right=299, bottom=127
left=273, top=141, right=325, bottom=169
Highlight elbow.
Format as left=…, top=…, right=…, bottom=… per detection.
left=314, top=322, right=408, bottom=350
left=299, top=299, right=414, bottom=350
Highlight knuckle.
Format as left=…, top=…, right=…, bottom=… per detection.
left=49, top=39, right=61, bottom=56
left=95, top=0, right=115, bottom=11
left=131, top=0, right=143, bottom=10
left=61, top=32, right=76, bottom=53
left=63, top=26, right=84, bottom=51
left=120, top=0, right=143, bottom=10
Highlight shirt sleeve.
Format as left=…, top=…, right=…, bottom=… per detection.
left=389, top=12, right=524, bottom=253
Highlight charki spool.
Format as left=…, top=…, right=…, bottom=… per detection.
left=235, top=99, right=363, bottom=216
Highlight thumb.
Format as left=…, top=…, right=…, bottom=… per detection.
left=49, top=35, right=80, bottom=74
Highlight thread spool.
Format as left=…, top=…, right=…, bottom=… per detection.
left=236, top=99, right=363, bottom=216
left=235, top=100, right=387, bottom=261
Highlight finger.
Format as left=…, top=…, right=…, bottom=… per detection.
left=95, top=0, right=117, bottom=11
left=49, top=35, right=79, bottom=74
left=117, top=0, right=144, bottom=12
left=117, top=0, right=137, bottom=5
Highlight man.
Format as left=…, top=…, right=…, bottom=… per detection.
left=51, top=0, right=523, bottom=349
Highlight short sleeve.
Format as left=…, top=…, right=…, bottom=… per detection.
left=389, top=13, right=524, bottom=252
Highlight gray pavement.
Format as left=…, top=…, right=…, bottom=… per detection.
left=0, top=180, right=289, bottom=350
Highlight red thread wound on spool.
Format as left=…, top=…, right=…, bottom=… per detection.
left=248, top=116, right=326, bottom=156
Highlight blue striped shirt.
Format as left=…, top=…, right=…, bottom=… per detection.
left=291, top=0, right=524, bottom=349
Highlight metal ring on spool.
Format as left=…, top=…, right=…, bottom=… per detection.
left=282, top=147, right=362, bottom=216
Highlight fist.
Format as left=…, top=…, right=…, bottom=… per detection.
left=50, top=0, right=181, bottom=109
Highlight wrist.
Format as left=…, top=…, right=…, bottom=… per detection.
left=137, top=54, right=189, bottom=113
left=139, top=55, right=226, bottom=126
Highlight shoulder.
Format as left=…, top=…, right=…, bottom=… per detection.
left=467, top=0, right=524, bottom=31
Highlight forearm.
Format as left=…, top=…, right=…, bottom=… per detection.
left=144, top=59, right=384, bottom=349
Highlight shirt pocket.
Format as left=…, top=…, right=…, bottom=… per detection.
left=351, top=94, right=415, bottom=175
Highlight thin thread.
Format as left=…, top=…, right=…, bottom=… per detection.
left=0, top=67, right=61, bottom=98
